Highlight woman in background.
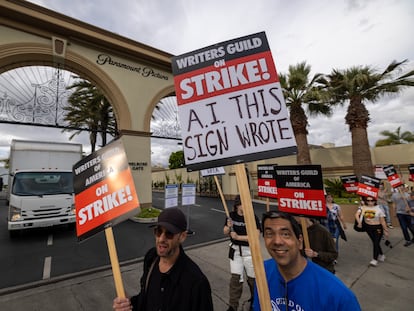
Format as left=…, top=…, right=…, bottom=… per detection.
left=320, top=193, right=347, bottom=255
left=355, top=196, right=388, bottom=266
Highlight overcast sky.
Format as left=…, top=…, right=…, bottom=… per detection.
left=1, top=0, right=414, bottom=170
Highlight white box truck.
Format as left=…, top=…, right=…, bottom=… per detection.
left=7, top=140, right=82, bottom=237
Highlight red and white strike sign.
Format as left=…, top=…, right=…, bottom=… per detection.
left=274, top=165, right=326, bottom=218
left=73, top=139, right=139, bottom=241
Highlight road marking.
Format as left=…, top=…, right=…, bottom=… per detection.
left=43, top=256, right=52, bottom=279
left=47, top=234, right=53, bottom=246
left=211, top=208, right=226, bottom=214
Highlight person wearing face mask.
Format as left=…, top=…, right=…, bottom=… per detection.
left=113, top=207, right=213, bottom=311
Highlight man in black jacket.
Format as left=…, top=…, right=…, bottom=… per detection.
left=298, top=217, right=338, bottom=273
left=113, top=207, right=213, bottom=311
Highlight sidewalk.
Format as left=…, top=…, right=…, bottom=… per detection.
left=0, top=223, right=413, bottom=310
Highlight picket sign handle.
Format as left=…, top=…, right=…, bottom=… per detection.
left=214, top=175, right=230, bottom=218
left=235, top=164, right=271, bottom=311
left=300, top=217, right=310, bottom=249
left=105, top=227, right=126, bottom=298
left=266, top=197, right=270, bottom=212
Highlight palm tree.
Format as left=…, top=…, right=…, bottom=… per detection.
left=321, top=59, right=414, bottom=177
left=63, top=79, right=118, bottom=152
left=279, top=62, right=332, bottom=164
left=375, top=127, right=414, bottom=146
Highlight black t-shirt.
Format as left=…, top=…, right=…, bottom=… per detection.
left=145, top=259, right=170, bottom=311
left=131, top=247, right=214, bottom=311
left=225, top=211, right=260, bottom=246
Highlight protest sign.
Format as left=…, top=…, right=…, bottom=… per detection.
left=340, top=175, right=358, bottom=193
left=356, top=175, right=380, bottom=198
left=257, top=164, right=277, bottom=198
left=409, top=164, right=414, bottom=182
left=235, top=164, right=271, bottom=311
left=73, top=139, right=139, bottom=241
left=274, top=165, right=326, bottom=218
left=172, top=31, right=298, bottom=311
left=200, top=166, right=230, bottom=216
left=374, top=165, right=387, bottom=180
left=73, top=139, right=139, bottom=298
left=172, top=31, right=297, bottom=171
left=383, top=165, right=403, bottom=188
left=200, top=166, right=226, bottom=177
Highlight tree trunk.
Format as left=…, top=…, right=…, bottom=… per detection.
left=351, top=127, right=373, bottom=178
left=295, top=132, right=312, bottom=165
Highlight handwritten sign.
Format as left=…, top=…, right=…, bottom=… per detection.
left=172, top=32, right=297, bottom=171
left=73, top=139, right=139, bottom=241
left=274, top=165, right=325, bottom=217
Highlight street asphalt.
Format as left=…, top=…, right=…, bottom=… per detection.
left=0, top=219, right=413, bottom=310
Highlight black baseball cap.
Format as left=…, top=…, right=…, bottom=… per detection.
left=154, top=207, right=187, bottom=234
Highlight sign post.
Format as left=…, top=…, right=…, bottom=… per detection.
left=201, top=167, right=229, bottom=216
left=105, top=227, right=125, bottom=297
left=235, top=164, right=271, bottom=311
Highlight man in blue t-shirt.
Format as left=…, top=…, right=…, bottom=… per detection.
left=253, top=211, right=361, bottom=311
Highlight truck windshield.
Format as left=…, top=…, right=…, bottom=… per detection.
left=12, top=172, right=74, bottom=196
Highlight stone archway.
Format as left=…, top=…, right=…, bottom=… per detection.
left=0, top=0, right=176, bottom=207
left=0, top=42, right=131, bottom=129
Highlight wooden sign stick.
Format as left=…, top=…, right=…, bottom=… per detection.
left=300, top=217, right=310, bottom=249
left=266, top=197, right=270, bottom=212
left=214, top=175, right=230, bottom=217
left=105, top=227, right=126, bottom=298
left=235, top=164, right=271, bottom=311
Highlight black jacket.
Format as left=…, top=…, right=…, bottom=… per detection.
left=130, top=246, right=213, bottom=311
left=307, top=222, right=338, bottom=273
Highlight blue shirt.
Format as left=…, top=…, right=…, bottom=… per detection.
left=253, top=259, right=361, bottom=311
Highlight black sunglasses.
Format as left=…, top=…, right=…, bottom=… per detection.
left=153, top=226, right=176, bottom=239
left=366, top=199, right=375, bottom=202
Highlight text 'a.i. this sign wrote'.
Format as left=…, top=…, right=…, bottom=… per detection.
left=172, top=32, right=297, bottom=171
